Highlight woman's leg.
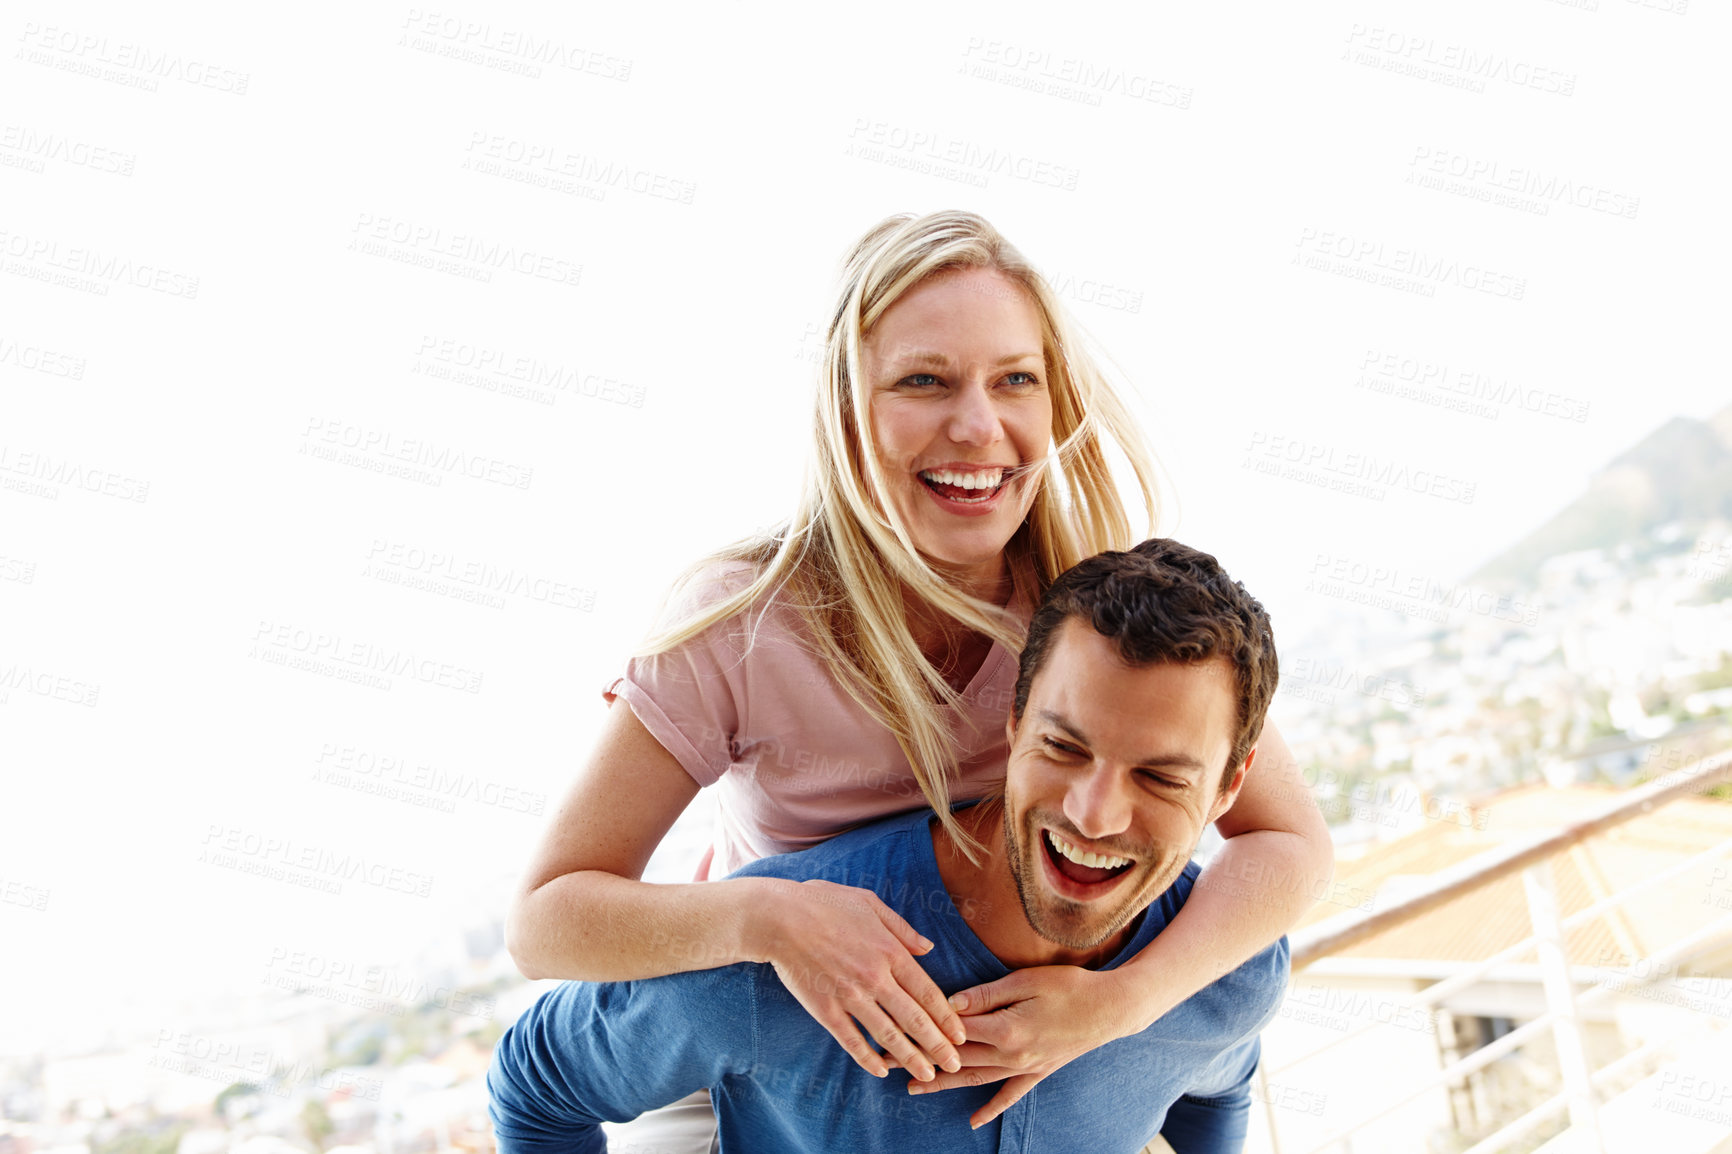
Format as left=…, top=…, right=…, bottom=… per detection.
left=599, top=1089, right=719, bottom=1154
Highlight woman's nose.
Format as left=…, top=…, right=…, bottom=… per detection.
left=946, top=381, right=1004, bottom=446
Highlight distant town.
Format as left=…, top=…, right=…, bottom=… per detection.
left=1277, top=521, right=1732, bottom=848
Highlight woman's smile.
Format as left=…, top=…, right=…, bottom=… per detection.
left=916, top=461, right=1014, bottom=514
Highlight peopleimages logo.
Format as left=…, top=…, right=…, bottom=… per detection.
left=463, top=132, right=695, bottom=204
left=0, top=663, right=101, bottom=707
left=0, top=228, right=199, bottom=299
left=0, top=874, right=51, bottom=911
left=1293, top=228, right=1525, bottom=301
left=148, top=1030, right=381, bottom=1099
left=0, top=334, right=87, bottom=379
left=956, top=38, right=1193, bottom=110
left=0, top=124, right=136, bottom=175
left=0, top=445, right=149, bottom=502
left=1407, top=147, right=1639, bottom=220
left=1307, top=551, right=1539, bottom=627
left=250, top=619, right=485, bottom=694
left=301, top=418, right=533, bottom=490
left=1243, top=431, right=1477, bottom=505
left=413, top=336, right=646, bottom=409
left=312, top=742, right=548, bottom=815
left=15, top=22, right=251, bottom=94
left=845, top=119, right=1081, bottom=191
left=200, top=824, right=435, bottom=898
left=398, top=9, right=632, bottom=80
left=1355, top=349, right=1590, bottom=425
left=263, top=947, right=496, bottom=1018
left=348, top=213, right=582, bottom=288
left=1342, top=24, right=1576, bottom=96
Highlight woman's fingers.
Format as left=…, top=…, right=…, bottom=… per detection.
left=767, top=881, right=968, bottom=1079
left=947, top=969, right=1034, bottom=1015
left=872, top=904, right=967, bottom=1048
left=947, top=1005, right=1021, bottom=1052
left=877, top=959, right=963, bottom=1071
left=808, top=1007, right=889, bottom=1078
left=904, top=1064, right=1015, bottom=1095
left=883, top=1041, right=998, bottom=1072
left=871, top=898, right=934, bottom=958
left=850, top=1001, right=936, bottom=1083
left=776, top=954, right=946, bottom=1080
left=970, top=1073, right=1047, bottom=1128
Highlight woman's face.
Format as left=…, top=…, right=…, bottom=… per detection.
left=861, top=267, right=1054, bottom=586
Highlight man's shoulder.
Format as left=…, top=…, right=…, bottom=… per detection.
left=1210, top=934, right=1290, bottom=1019
left=1128, top=861, right=1290, bottom=1040
left=724, top=809, right=932, bottom=887
left=1164, top=933, right=1290, bottom=1047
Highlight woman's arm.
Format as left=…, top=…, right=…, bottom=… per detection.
left=506, top=701, right=966, bottom=1079
left=910, top=719, right=1331, bottom=1125
left=1110, top=718, right=1331, bottom=1022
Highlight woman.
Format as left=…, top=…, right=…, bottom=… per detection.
left=506, top=211, right=1331, bottom=1145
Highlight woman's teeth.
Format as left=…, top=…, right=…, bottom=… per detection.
left=920, top=467, right=1006, bottom=491
left=1046, top=829, right=1131, bottom=871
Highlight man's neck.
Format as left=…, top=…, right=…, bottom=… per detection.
left=931, top=802, right=1130, bottom=971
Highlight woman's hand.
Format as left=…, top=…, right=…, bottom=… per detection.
left=754, top=879, right=967, bottom=1082
left=899, top=965, right=1134, bottom=1128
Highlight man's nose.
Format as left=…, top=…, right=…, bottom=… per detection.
left=1062, top=764, right=1132, bottom=842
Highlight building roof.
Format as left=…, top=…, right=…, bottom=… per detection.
left=1297, top=784, right=1732, bottom=966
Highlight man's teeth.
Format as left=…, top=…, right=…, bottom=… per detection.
left=1046, top=830, right=1131, bottom=871
left=920, top=468, right=1006, bottom=490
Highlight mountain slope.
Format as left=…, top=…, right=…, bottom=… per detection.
left=1473, top=403, right=1732, bottom=585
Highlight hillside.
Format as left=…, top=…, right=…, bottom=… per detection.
left=1473, top=404, right=1732, bottom=585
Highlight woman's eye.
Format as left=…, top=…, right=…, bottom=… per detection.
left=899, top=373, right=941, bottom=388
left=1004, top=371, right=1040, bottom=388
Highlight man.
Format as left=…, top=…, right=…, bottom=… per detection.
left=489, top=539, right=1290, bottom=1153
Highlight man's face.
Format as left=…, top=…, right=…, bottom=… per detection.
left=1002, top=617, right=1250, bottom=953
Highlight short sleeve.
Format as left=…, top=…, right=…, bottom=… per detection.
left=603, top=562, right=758, bottom=788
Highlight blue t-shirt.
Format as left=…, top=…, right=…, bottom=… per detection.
left=489, top=807, right=1289, bottom=1153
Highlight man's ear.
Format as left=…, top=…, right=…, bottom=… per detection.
left=1005, top=710, right=1018, bottom=748
left=1211, top=746, right=1255, bottom=822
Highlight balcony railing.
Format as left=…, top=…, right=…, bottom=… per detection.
left=1263, top=750, right=1732, bottom=1154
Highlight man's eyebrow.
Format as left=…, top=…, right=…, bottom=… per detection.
left=883, top=349, right=1044, bottom=369
left=1035, top=709, right=1207, bottom=775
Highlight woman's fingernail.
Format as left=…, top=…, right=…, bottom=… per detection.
left=949, top=993, right=967, bottom=1011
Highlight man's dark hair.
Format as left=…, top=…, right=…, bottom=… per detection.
left=1012, top=539, right=1279, bottom=790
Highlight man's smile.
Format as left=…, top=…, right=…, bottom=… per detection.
left=1039, top=826, right=1137, bottom=896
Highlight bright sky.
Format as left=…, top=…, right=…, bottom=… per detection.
left=2, top=0, right=1727, bottom=1055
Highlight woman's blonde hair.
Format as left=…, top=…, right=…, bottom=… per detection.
left=642, top=210, right=1161, bottom=857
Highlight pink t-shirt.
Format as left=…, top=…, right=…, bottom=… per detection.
left=604, top=561, right=1030, bottom=878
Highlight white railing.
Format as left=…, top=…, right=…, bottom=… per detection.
left=1264, top=751, right=1732, bottom=1154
